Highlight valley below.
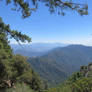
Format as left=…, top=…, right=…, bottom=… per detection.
left=12, top=43, right=92, bottom=87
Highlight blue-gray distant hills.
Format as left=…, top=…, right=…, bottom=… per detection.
left=11, top=43, right=67, bottom=57
left=27, top=45, right=92, bottom=86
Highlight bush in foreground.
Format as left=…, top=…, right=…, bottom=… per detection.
left=6, top=83, right=36, bottom=92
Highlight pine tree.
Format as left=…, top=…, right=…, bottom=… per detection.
left=0, top=18, right=42, bottom=91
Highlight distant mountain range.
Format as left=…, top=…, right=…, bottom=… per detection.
left=27, top=45, right=92, bottom=86
left=11, top=43, right=67, bottom=57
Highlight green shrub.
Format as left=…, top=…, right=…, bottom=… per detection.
left=6, top=83, right=35, bottom=92
left=45, top=84, right=72, bottom=92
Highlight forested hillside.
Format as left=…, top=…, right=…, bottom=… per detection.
left=28, top=45, right=92, bottom=86
left=0, top=18, right=44, bottom=92
left=46, top=64, right=92, bottom=92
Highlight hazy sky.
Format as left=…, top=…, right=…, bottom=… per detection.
left=0, top=0, right=92, bottom=45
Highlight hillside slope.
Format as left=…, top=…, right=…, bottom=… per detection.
left=28, top=45, right=92, bottom=86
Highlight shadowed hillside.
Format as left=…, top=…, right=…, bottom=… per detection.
left=28, top=45, right=92, bottom=86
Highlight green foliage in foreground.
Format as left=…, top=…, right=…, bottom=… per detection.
left=6, top=83, right=35, bottom=92
left=71, top=77, right=92, bottom=92
left=67, top=72, right=84, bottom=84
left=0, top=21, right=43, bottom=91
left=45, top=71, right=92, bottom=92
left=45, top=84, right=72, bottom=92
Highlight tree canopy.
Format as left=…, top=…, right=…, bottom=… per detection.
left=0, top=17, right=31, bottom=43
left=0, top=18, right=42, bottom=91
left=3, top=0, right=88, bottom=18
left=0, top=35, right=42, bottom=91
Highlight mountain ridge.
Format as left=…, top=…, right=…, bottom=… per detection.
left=28, top=44, right=92, bottom=86
left=11, top=43, right=67, bottom=57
